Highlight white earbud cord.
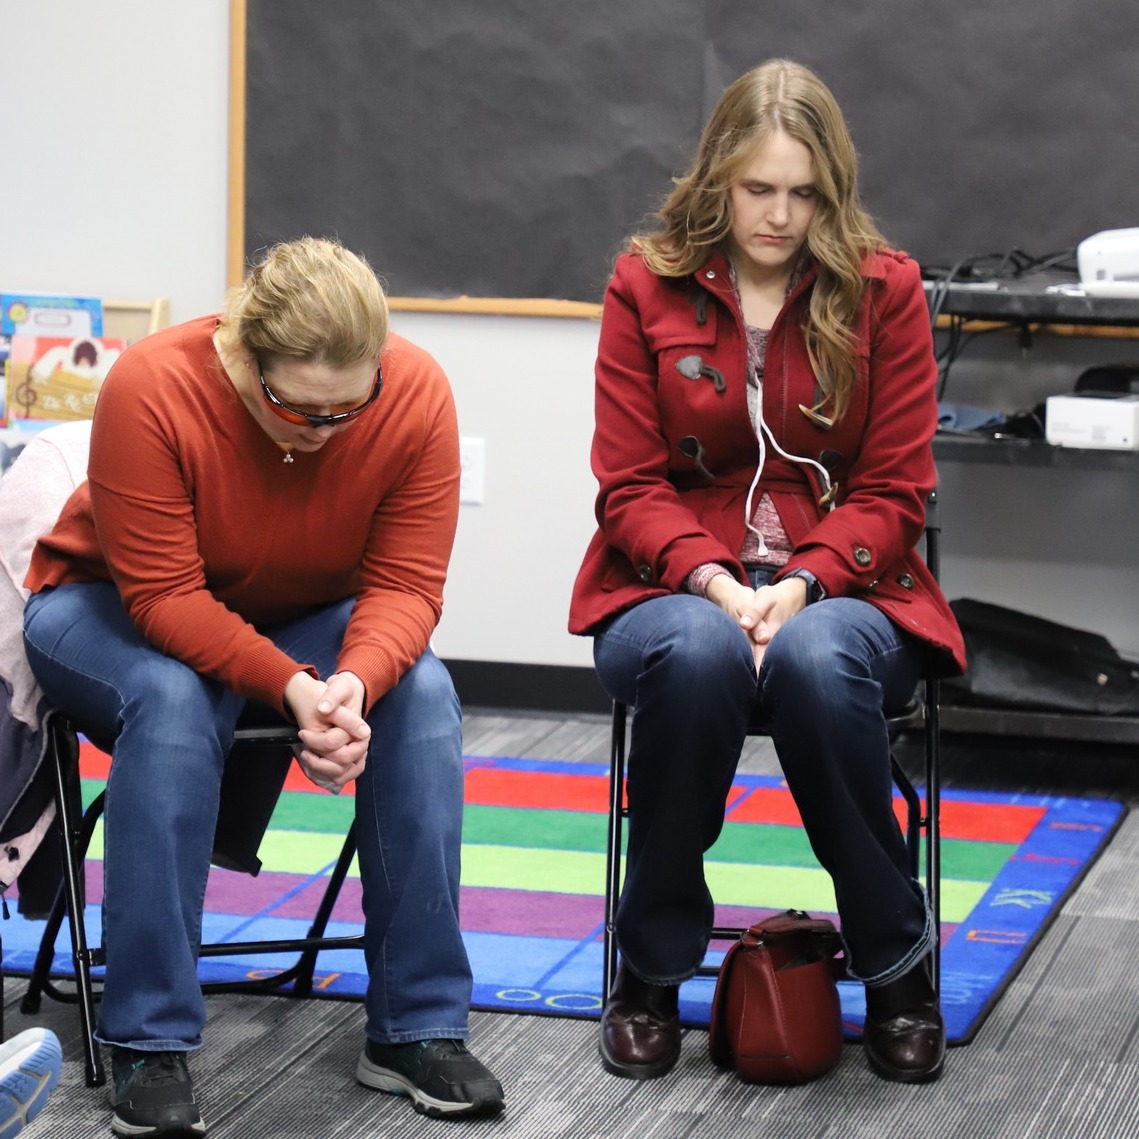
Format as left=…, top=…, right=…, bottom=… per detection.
left=743, top=412, right=836, bottom=549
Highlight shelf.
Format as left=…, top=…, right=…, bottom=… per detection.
left=933, top=433, right=1139, bottom=472
left=928, top=275, right=1139, bottom=744
left=925, top=273, right=1139, bottom=327
left=939, top=704, right=1139, bottom=745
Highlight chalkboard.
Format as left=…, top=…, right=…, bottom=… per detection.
left=245, top=1, right=1139, bottom=305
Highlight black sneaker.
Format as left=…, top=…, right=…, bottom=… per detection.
left=109, top=1048, right=205, bottom=1137
left=356, top=1038, right=504, bottom=1119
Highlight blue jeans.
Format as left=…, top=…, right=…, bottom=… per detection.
left=24, top=582, right=472, bottom=1051
left=593, top=573, right=932, bottom=987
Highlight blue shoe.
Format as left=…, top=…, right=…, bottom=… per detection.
left=0, top=1028, right=63, bottom=1139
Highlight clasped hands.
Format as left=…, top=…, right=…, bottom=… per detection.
left=706, top=574, right=809, bottom=670
left=283, top=669, right=370, bottom=794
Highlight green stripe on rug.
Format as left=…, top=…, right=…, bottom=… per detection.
left=253, top=829, right=361, bottom=873
left=709, top=824, right=1013, bottom=883
left=462, top=804, right=605, bottom=851
left=84, top=794, right=1008, bottom=903
left=460, top=844, right=987, bottom=923
left=462, top=804, right=1014, bottom=883
left=266, top=792, right=355, bottom=832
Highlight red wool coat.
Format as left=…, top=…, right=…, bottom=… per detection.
left=568, top=247, right=966, bottom=677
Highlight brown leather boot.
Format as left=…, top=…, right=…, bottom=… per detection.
left=862, top=955, right=945, bottom=1083
left=599, top=964, right=681, bottom=1079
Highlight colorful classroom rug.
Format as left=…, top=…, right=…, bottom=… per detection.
left=1, top=747, right=1125, bottom=1046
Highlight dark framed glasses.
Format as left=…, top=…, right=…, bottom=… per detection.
left=258, top=361, right=383, bottom=427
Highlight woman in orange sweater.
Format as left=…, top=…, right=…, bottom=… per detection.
left=24, top=237, right=503, bottom=1136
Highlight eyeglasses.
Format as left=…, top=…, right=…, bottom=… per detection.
left=258, top=361, right=383, bottom=427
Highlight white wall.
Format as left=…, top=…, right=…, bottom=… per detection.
left=2, top=2, right=231, bottom=325
left=399, top=312, right=600, bottom=668
left=4, top=5, right=1137, bottom=671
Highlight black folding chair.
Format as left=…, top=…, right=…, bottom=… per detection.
left=20, top=713, right=365, bottom=1087
left=603, top=494, right=943, bottom=1002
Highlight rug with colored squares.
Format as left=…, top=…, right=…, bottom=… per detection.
left=1, top=747, right=1125, bottom=1045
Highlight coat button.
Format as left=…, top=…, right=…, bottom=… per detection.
left=898, top=573, right=914, bottom=590
left=638, top=564, right=653, bottom=583
left=705, top=270, right=716, bottom=279
left=854, top=547, right=872, bottom=567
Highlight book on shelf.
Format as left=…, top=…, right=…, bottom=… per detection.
left=0, top=292, right=104, bottom=337
left=0, top=335, right=8, bottom=425
left=0, top=292, right=107, bottom=428
left=5, top=334, right=126, bottom=430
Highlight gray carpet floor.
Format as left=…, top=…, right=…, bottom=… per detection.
left=5, top=708, right=1138, bottom=1138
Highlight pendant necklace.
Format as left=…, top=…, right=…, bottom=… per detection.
left=276, top=442, right=295, bottom=464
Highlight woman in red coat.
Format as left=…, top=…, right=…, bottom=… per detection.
left=569, top=60, right=966, bottom=1084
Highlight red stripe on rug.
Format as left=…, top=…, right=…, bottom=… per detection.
left=81, top=741, right=1044, bottom=843
left=464, top=767, right=611, bottom=811
left=463, top=766, right=749, bottom=814
left=936, top=799, right=1046, bottom=843
left=726, top=783, right=1044, bottom=843
left=80, top=740, right=346, bottom=796
left=79, top=741, right=110, bottom=778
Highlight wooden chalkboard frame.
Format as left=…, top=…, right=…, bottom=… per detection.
left=228, top=0, right=602, bottom=318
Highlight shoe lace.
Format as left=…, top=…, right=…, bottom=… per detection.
left=127, top=1053, right=189, bottom=1088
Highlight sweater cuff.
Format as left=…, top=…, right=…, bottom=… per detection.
left=685, top=563, right=733, bottom=599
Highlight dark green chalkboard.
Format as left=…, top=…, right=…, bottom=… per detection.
left=245, top=1, right=1139, bottom=303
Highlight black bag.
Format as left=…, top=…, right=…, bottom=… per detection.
left=946, top=598, right=1139, bottom=715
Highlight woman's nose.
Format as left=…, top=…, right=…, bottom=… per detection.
left=768, top=194, right=790, bottom=225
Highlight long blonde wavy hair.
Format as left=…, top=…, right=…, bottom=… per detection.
left=633, top=60, right=886, bottom=423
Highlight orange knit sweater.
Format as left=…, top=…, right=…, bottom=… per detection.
left=26, top=316, right=460, bottom=715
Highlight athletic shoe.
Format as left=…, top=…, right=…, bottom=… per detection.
left=356, top=1038, right=504, bottom=1119
left=0, top=1027, right=63, bottom=1139
left=108, top=1048, right=205, bottom=1137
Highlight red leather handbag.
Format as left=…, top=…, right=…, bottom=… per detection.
left=709, top=910, right=846, bottom=1084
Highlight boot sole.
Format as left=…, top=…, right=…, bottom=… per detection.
left=864, top=1040, right=946, bottom=1084
left=598, top=1037, right=680, bottom=1080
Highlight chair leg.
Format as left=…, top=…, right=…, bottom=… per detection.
left=287, top=821, right=359, bottom=997
left=925, top=678, right=942, bottom=996
left=889, top=698, right=942, bottom=1000
left=602, top=702, right=627, bottom=1002
left=24, top=715, right=364, bottom=1078
left=41, top=716, right=105, bottom=1086
left=890, top=756, right=923, bottom=882
left=198, top=822, right=364, bottom=996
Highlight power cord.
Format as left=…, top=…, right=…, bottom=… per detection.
left=924, top=246, right=1077, bottom=397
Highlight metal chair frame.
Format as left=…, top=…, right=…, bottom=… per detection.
left=602, top=496, right=943, bottom=1003
left=20, top=715, right=365, bottom=1088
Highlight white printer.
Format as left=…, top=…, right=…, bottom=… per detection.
left=1046, top=392, right=1139, bottom=450
left=1077, top=228, right=1139, bottom=298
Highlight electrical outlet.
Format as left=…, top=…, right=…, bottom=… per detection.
left=459, top=437, right=485, bottom=505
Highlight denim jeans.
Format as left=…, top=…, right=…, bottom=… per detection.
left=24, top=582, right=472, bottom=1051
left=593, top=571, right=932, bottom=987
